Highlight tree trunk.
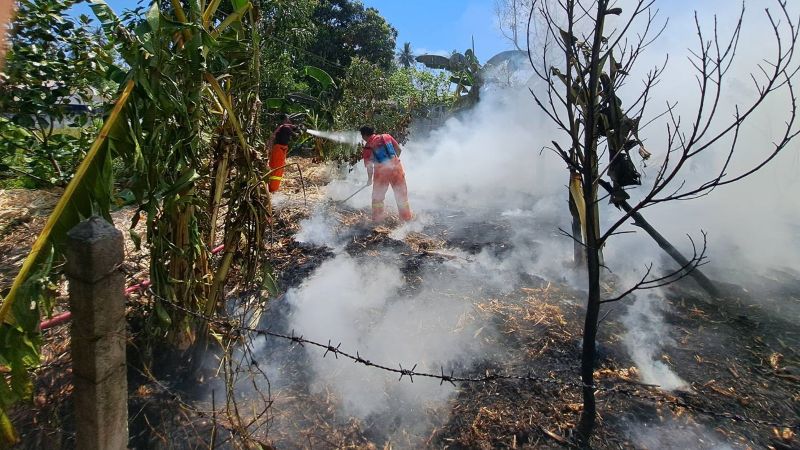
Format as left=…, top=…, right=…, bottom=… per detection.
left=164, top=196, right=197, bottom=349
left=577, top=152, right=602, bottom=444
left=577, top=0, right=608, bottom=444
left=577, top=197, right=602, bottom=444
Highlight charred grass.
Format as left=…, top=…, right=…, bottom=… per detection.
left=2, top=158, right=798, bottom=449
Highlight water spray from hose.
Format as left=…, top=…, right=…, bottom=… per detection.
left=306, top=129, right=362, bottom=146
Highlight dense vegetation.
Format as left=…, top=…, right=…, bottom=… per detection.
left=0, top=0, right=117, bottom=188
left=0, top=0, right=455, bottom=444
left=1, top=1, right=798, bottom=447
left=0, top=0, right=452, bottom=189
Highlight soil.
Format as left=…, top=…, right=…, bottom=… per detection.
left=1, top=156, right=798, bottom=449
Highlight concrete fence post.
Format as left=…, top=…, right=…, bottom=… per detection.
left=65, top=216, right=128, bottom=450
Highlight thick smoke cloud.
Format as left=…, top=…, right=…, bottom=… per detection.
left=283, top=252, right=502, bottom=444
left=616, top=0, right=800, bottom=274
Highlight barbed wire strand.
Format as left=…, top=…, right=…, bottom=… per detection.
left=150, top=290, right=799, bottom=431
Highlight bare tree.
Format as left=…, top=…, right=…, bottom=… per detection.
left=496, top=0, right=533, bottom=50
left=526, top=0, right=798, bottom=444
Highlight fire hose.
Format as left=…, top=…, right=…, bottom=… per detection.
left=335, top=184, right=369, bottom=204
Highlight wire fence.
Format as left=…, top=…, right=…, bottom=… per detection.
left=150, top=290, right=799, bottom=432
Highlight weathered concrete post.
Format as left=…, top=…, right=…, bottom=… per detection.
left=65, top=216, right=128, bottom=450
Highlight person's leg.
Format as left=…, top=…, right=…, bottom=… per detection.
left=268, top=144, right=288, bottom=192
left=371, top=168, right=390, bottom=222
left=390, top=162, right=412, bottom=221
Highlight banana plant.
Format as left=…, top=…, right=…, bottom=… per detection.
left=416, top=45, right=527, bottom=109
left=265, top=65, right=338, bottom=127
left=0, top=0, right=272, bottom=443
left=264, top=64, right=340, bottom=160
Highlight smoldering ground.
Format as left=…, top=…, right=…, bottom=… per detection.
left=248, top=88, right=621, bottom=446
left=222, top=1, right=799, bottom=447
left=627, top=419, right=742, bottom=450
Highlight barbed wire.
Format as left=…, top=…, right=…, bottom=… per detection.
left=150, top=290, right=799, bottom=431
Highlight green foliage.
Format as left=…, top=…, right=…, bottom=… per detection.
left=264, top=65, right=339, bottom=141
left=304, top=65, right=337, bottom=90
left=0, top=247, right=53, bottom=421
left=334, top=58, right=393, bottom=132
left=0, top=78, right=120, bottom=445
left=256, top=0, right=400, bottom=159
left=0, top=1, right=442, bottom=440
left=0, top=2, right=119, bottom=442
left=416, top=47, right=528, bottom=110
left=333, top=58, right=452, bottom=160
left=256, top=0, right=318, bottom=104
left=1, top=0, right=273, bottom=441
left=397, top=42, right=415, bottom=68
left=0, top=0, right=117, bottom=187
left=92, top=0, right=274, bottom=341
left=391, top=67, right=454, bottom=112
left=308, top=0, right=398, bottom=74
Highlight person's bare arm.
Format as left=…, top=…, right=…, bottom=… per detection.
left=361, top=145, right=374, bottom=185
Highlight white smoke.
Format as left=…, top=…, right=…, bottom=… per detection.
left=283, top=84, right=579, bottom=446
left=295, top=206, right=346, bottom=249
left=613, top=0, right=800, bottom=275
left=401, top=89, right=566, bottom=211
left=264, top=1, right=799, bottom=445
left=621, top=292, right=689, bottom=391
left=283, top=252, right=499, bottom=444
left=628, top=419, right=741, bottom=450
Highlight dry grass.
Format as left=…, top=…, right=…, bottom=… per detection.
left=3, top=156, right=799, bottom=449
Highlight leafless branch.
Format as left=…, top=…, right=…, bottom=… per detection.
left=600, top=231, right=709, bottom=304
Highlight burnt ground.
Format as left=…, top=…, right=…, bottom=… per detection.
left=251, top=216, right=799, bottom=450
left=1, top=156, right=798, bottom=449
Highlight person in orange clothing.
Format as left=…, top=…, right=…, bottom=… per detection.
left=359, top=125, right=412, bottom=222
left=268, top=115, right=300, bottom=192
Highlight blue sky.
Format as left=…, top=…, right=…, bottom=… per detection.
left=363, top=0, right=511, bottom=60
left=71, top=0, right=513, bottom=61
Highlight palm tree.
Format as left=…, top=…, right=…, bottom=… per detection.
left=397, top=42, right=415, bottom=68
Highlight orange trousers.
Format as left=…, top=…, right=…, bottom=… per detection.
left=372, top=159, right=412, bottom=222
left=268, top=144, right=288, bottom=192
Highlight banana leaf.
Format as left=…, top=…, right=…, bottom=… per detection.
left=416, top=54, right=451, bottom=70
left=88, top=0, right=120, bottom=36
left=265, top=98, right=288, bottom=109
left=287, top=92, right=321, bottom=106
left=211, top=2, right=251, bottom=38
left=303, top=66, right=336, bottom=90
left=450, top=76, right=473, bottom=87
left=0, top=79, right=135, bottom=447
left=449, top=52, right=466, bottom=69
